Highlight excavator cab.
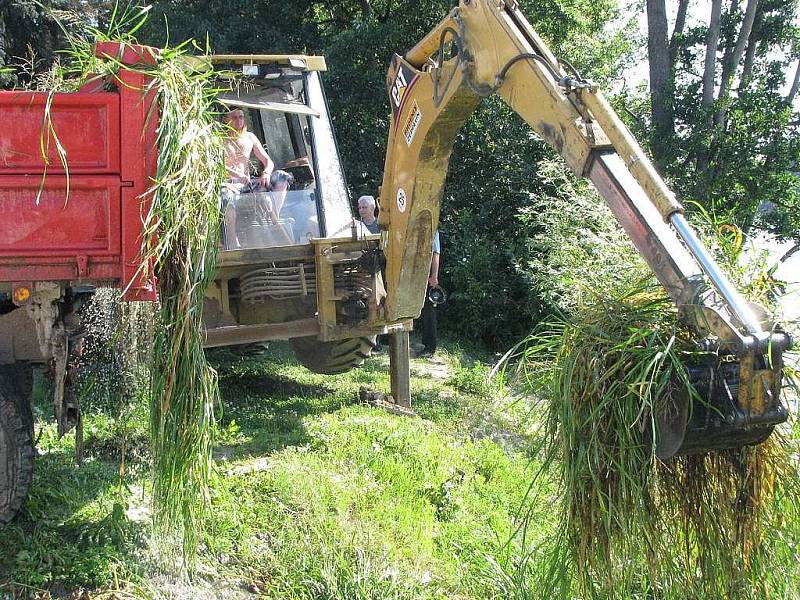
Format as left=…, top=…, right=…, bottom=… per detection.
left=214, top=57, right=355, bottom=251
left=201, top=55, right=406, bottom=372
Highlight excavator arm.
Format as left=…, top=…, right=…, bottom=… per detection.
left=378, top=0, right=791, bottom=457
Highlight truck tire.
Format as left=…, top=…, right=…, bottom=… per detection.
left=291, top=336, right=376, bottom=375
left=0, top=366, right=35, bottom=525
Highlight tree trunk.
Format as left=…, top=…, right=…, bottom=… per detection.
left=360, top=0, right=371, bottom=20
left=787, top=59, right=800, bottom=107
left=697, top=0, right=724, bottom=181
left=668, top=0, right=690, bottom=65
left=714, top=0, right=759, bottom=125
left=646, top=0, right=674, bottom=164
left=717, top=0, right=741, bottom=85
left=739, top=34, right=758, bottom=91
left=738, top=3, right=764, bottom=92
left=702, top=0, right=724, bottom=110
left=0, top=12, right=6, bottom=67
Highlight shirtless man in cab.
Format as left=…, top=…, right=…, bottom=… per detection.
left=223, top=108, right=274, bottom=190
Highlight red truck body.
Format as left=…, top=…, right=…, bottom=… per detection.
left=0, top=43, right=158, bottom=301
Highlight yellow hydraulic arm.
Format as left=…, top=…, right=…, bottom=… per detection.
left=377, top=0, right=790, bottom=456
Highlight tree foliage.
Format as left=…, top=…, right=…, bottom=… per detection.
left=140, top=0, right=321, bottom=54
left=0, top=0, right=115, bottom=87
left=643, top=0, right=800, bottom=239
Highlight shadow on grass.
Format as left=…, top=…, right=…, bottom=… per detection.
left=221, top=370, right=331, bottom=399
left=0, top=449, right=147, bottom=597
left=215, top=370, right=354, bottom=459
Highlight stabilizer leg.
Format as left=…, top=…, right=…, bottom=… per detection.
left=389, top=331, right=411, bottom=408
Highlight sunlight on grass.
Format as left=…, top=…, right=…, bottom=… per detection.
left=1, top=342, right=541, bottom=599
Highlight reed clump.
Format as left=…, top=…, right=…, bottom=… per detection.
left=501, top=161, right=800, bottom=597
left=514, top=281, right=799, bottom=599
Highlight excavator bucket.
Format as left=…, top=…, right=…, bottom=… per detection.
left=652, top=355, right=788, bottom=459
left=588, top=153, right=791, bottom=459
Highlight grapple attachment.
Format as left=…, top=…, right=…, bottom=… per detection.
left=653, top=341, right=790, bottom=460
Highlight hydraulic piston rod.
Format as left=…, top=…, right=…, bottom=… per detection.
left=578, top=86, right=771, bottom=343
left=669, top=213, right=764, bottom=337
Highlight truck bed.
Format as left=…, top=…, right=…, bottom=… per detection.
left=0, top=45, right=159, bottom=300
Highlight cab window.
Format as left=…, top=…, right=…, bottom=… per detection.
left=219, top=70, right=354, bottom=250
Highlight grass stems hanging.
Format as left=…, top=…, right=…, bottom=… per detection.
left=139, top=48, right=226, bottom=569
left=510, top=280, right=800, bottom=598
left=50, top=3, right=229, bottom=569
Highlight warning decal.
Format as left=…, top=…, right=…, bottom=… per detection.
left=396, top=188, right=407, bottom=213
left=402, top=101, right=422, bottom=146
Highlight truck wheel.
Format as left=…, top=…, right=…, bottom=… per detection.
left=0, top=367, right=35, bottom=525
left=291, top=336, right=376, bottom=375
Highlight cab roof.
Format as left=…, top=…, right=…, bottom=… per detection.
left=208, top=55, right=327, bottom=72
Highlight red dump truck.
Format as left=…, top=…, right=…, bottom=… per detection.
left=0, top=42, right=162, bottom=524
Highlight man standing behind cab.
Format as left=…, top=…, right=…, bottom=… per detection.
left=357, top=195, right=380, bottom=235
left=417, top=230, right=440, bottom=359
left=223, top=108, right=274, bottom=190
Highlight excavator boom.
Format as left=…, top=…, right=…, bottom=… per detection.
left=378, top=0, right=790, bottom=457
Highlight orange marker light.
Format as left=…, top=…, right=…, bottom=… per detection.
left=13, top=286, right=31, bottom=304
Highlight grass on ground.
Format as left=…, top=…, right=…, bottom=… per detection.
left=0, top=339, right=546, bottom=599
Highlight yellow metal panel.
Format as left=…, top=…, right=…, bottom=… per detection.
left=312, top=239, right=338, bottom=341
left=208, top=54, right=327, bottom=71
left=379, top=0, right=615, bottom=321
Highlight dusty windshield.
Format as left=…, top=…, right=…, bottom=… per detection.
left=218, top=68, right=352, bottom=250
left=222, top=189, right=320, bottom=249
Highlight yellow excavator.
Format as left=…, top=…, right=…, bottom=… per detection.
left=376, top=0, right=791, bottom=458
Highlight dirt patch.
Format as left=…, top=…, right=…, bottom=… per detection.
left=409, top=345, right=451, bottom=381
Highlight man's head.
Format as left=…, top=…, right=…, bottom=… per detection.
left=223, top=109, right=246, bottom=133
left=357, top=195, right=376, bottom=222
left=270, top=170, right=294, bottom=192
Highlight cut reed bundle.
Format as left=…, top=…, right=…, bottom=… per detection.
left=51, top=5, right=229, bottom=569
left=139, top=49, right=226, bottom=570
left=512, top=280, right=800, bottom=599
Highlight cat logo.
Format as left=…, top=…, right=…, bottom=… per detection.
left=391, top=67, right=409, bottom=109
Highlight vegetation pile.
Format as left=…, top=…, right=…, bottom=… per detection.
left=503, top=174, right=800, bottom=598
left=514, top=286, right=798, bottom=597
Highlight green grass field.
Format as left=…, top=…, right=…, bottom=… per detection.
left=0, top=341, right=547, bottom=599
